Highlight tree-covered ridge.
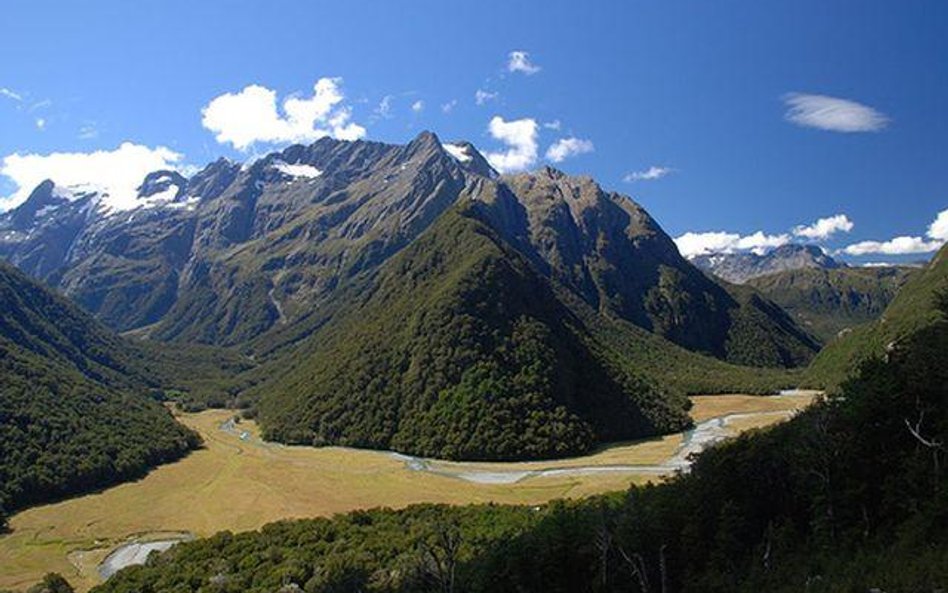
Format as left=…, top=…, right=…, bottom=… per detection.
left=746, top=265, right=917, bottom=343
left=93, top=288, right=948, bottom=593
left=804, top=243, right=947, bottom=388
left=0, top=262, right=200, bottom=521
left=254, top=203, right=690, bottom=460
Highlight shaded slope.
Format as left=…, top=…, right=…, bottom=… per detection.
left=747, top=265, right=917, bottom=343
left=254, top=204, right=690, bottom=460
left=0, top=262, right=199, bottom=516
left=152, top=133, right=471, bottom=346
left=95, top=276, right=948, bottom=593
left=474, top=168, right=819, bottom=367
left=804, top=244, right=947, bottom=388
left=1, top=135, right=818, bottom=372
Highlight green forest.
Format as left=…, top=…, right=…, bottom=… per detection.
left=0, top=263, right=200, bottom=524
left=86, top=290, right=948, bottom=593
left=253, top=207, right=691, bottom=460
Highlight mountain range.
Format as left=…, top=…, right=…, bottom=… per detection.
left=0, top=132, right=822, bottom=461
left=690, top=243, right=843, bottom=284
left=747, top=265, right=917, bottom=343
left=690, top=243, right=921, bottom=343
left=805, top=242, right=948, bottom=387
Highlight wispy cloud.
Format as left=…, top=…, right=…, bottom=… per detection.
left=792, top=214, right=854, bottom=240
left=0, top=87, right=23, bottom=102
left=441, top=99, right=457, bottom=114
left=411, top=100, right=424, bottom=113
left=484, top=116, right=538, bottom=173
left=507, top=50, right=541, bottom=75
left=34, top=118, right=46, bottom=130
left=78, top=123, right=99, bottom=140
left=783, top=92, right=889, bottom=133
left=374, top=95, right=394, bottom=120
left=201, top=77, right=365, bottom=150
left=545, top=137, right=594, bottom=163
left=29, top=99, right=52, bottom=112
left=475, top=89, right=498, bottom=106
left=624, top=165, right=673, bottom=182
left=543, top=120, right=561, bottom=131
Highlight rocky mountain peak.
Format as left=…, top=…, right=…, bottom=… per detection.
left=137, top=170, right=188, bottom=200
left=441, top=140, right=496, bottom=179
left=537, top=165, right=568, bottom=180
left=402, top=130, right=442, bottom=158
left=5, top=180, right=90, bottom=230
left=691, top=243, right=843, bottom=284
left=187, top=158, right=241, bottom=202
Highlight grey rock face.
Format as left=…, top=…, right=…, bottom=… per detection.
left=692, top=244, right=842, bottom=284
left=0, top=132, right=818, bottom=367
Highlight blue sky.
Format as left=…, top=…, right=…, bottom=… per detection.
left=1, top=0, right=946, bottom=261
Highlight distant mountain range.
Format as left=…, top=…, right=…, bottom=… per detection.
left=0, top=132, right=821, bottom=460
left=747, top=266, right=917, bottom=343
left=689, top=243, right=921, bottom=343
left=804, top=242, right=948, bottom=387
left=691, top=243, right=843, bottom=284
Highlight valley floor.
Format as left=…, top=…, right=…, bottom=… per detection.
left=0, top=393, right=815, bottom=592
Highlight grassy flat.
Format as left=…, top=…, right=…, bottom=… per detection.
left=0, top=393, right=815, bottom=592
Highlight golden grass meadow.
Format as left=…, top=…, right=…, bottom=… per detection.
left=0, top=393, right=815, bottom=591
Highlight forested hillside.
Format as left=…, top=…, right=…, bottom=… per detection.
left=747, top=265, right=916, bottom=343
left=254, top=204, right=691, bottom=460
left=92, top=281, right=948, bottom=593
left=805, top=244, right=947, bottom=388
left=0, top=263, right=200, bottom=524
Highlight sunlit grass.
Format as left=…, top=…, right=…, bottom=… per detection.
left=0, top=393, right=814, bottom=592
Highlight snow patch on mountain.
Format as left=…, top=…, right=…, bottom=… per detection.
left=442, top=143, right=473, bottom=163
left=272, top=161, right=322, bottom=179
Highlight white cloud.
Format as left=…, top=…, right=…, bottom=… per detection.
left=475, top=89, right=498, bottom=106
left=792, top=214, right=854, bottom=240
left=545, top=137, right=594, bottom=163
left=543, top=120, right=561, bottom=131
left=783, top=93, right=889, bottom=133
left=34, top=118, right=46, bottom=130
left=624, top=166, right=673, bottom=182
left=375, top=95, right=394, bottom=119
left=0, top=87, right=22, bottom=102
left=0, top=142, right=184, bottom=212
left=484, top=116, right=538, bottom=173
left=842, top=236, right=942, bottom=256
left=441, top=99, right=458, bottom=114
left=841, top=208, right=948, bottom=256
left=927, top=207, right=948, bottom=241
left=675, top=232, right=740, bottom=258
left=78, top=123, right=98, bottom=140
left=411, top=100, right=424, bottom=113
left=201, top=77, right=365, bottom=150
left=507, top=50, right=541, bottom=75
left=674, top=230, right=791, bottom=258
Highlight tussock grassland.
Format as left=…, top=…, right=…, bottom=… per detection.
left=0, top=394, right=813, bottom=592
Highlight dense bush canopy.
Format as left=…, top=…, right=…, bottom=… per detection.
left=95, top=290, right=948, bottom=593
